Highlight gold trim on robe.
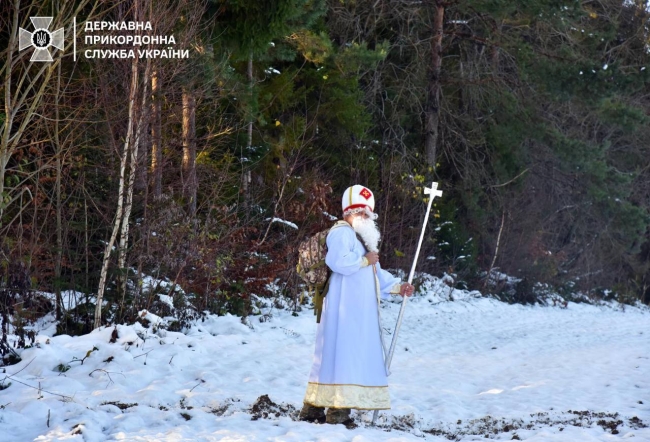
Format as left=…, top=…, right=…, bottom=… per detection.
left=303, top=382, right=391, bottom=410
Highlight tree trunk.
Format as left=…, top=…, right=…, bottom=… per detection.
left=182, top=86, right=197, bottom=216
left=94, top=55, right=140, bottom=329
left=490, top=19, right=502, bottom=73
left=116, top=0, right=152, bottom=321
left=242, top=53, right=253, bottom=214
left=54, top=62, right=63, bottom=320
left=84, top=190, right=89, bottom=296
left=151, top=70, right=163, bottom=200
left=424, top=1, right=445, bottom=170
left=0, top=0, right=20, bottom=226
left=118, top=57, right=151, bottom=319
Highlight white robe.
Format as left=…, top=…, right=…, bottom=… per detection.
left=303, top=224, right=401, bottom=410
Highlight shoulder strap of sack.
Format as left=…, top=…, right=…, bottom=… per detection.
left=329, top=219, right=351, bottom=232
left=330, top=219, right=369, bottom=251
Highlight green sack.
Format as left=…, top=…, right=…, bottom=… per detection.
left=296, top=221, right=349, bottom=323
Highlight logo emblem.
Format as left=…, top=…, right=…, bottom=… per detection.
left=19, top=17, right=64, bottom=62
left=359, top=188, right=372, bottom=200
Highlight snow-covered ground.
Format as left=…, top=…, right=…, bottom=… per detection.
left=1, top=276, right=648, bottom=441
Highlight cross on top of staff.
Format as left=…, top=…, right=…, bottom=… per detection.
left=424, top=182, right=443, bottom=198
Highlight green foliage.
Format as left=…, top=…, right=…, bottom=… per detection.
left=433, top=202, right=480, bottom=280
left=597, top=98, right=648, bottom=133
left=287, top=30, right=333, bottom=64
left=484, top=92, right=536, bottom=180
left=55, top=363, right=71, bottom=373
left=210, top=0, right=326, bottom=57
left=542, top=126, right=647, bottom=253
left=1, top=0, right=649, bottom=336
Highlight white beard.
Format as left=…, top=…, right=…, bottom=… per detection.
left=351, top=216, right=381, bottom=253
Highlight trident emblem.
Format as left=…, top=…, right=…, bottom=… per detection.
left=19, top=17, right=64, bottom=62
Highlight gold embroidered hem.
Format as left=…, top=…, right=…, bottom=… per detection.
left=304, top=382, right=390, bottom=410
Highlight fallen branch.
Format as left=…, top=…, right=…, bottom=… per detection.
left=1, top=375, right=73, bottom=401
left=190, top=379, right=205, bottom=392
left=89, top=368, right=125, bottom=389
left=68, top=347, right=98, bottom=366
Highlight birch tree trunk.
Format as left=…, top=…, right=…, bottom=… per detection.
left=118, top=58, right=152, bottom=316
left=94, top=55, right=140, bottom=329
left=151, top=70, right=163, bottom=200
left=424, top=1, right=445, bottom=169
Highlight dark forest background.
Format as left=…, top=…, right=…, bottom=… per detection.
left=1, top=0, right=649, bottom=341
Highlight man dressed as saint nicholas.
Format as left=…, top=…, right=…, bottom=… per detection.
left=299, top=185, right=415, bottom=426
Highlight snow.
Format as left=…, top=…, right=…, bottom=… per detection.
left=265, top=217, right=298, bottom=229
left=138, top=309, right=169, bottom=328
left=1, top=276, right=649, bottom=441
left=99, top=240, right=116, bottom=251
left=39, top=290, right=87, bottom=312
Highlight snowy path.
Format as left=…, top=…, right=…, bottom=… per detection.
left=391, top=296, right=649, bottom=440
left=0, top=281, right=648, bottom=441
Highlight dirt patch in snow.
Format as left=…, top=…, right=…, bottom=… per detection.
left=420, top=410, right=646, bottom=440
left=250, top=394, right=297, bottom=421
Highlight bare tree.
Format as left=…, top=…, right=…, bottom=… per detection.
left=93, top=0, right=207, bottom=327
left=0, top=0, right=98, bottom=227
left=424, top=0, right=446, bottom=169
left=94, top=54, right=142, bottom=328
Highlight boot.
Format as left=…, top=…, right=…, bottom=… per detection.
left=298, top=403, right=326, bottom=423
left=325, top=407, right=354, bottom=427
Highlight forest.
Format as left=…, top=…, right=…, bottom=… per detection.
left=1, top=0, right=649, bottom=344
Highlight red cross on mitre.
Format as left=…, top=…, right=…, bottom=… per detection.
left=359, top=187, right=372, bottom=200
